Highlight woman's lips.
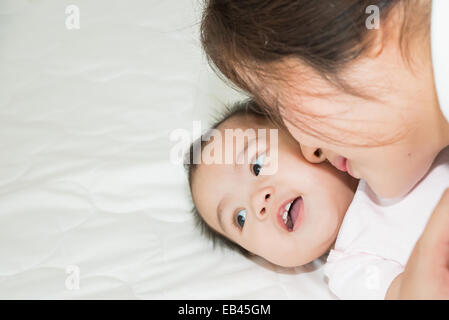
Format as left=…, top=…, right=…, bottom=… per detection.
left=332, top=156, right=348, bottom=173
left=334, top=157, right=357, bottom=178
left=329, top=156, right=359, bottom=179
left=346, top=160, right=355, bottom=177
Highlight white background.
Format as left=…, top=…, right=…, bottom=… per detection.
left=0, top=0, right=333, bottom=299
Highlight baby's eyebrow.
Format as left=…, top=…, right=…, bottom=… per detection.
left=236, top=136, right=258, bottom=165
left=216, top=199, right=227, bottom=233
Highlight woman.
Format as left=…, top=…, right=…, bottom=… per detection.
left=200, top=0, right=449, bottom=298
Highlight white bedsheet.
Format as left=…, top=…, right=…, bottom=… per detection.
left=0, top=0, right=334, bottom=299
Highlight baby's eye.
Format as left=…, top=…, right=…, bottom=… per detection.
left=251, top=154, right=265, bottom=176
left=235, top=209, right=246, bottom=228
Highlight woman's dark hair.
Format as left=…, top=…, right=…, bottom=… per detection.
left=201, top=0, right=431, bottom=147
left=185, top=99, right=275, bottom=258
left=200, top=0, right=431, bottom=144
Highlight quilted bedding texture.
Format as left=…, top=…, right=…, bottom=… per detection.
left=0, top=0, right=334, bottom=299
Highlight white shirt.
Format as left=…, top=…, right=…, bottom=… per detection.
left=432, top=0, right=449, bottom=122
left=324, top=146, right=449, bottom=299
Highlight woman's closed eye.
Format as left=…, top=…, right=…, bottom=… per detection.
left=251, top=154, right=266, bottom=176
left=234, top=209, right=246, bottom=229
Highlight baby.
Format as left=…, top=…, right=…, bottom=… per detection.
left=185, top=99, right=449, bottom=299
left=185, top=99, right=357, bottom=267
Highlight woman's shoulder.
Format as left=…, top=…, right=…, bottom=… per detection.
left=432, top=0, right=449, bottom=122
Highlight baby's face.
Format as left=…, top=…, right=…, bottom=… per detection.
left=192, top=115, right=357, bottom=267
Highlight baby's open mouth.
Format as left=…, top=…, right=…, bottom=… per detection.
left=280, top=196, right=303, bottom=232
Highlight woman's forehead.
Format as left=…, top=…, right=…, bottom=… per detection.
left=268, top=85, right=406, bottom=148
left=250, top=54, right=391, bottom=110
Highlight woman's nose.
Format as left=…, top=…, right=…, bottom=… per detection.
left=300, top=145, right=326, bottom=164
left=251, top=186, right=274, bottom=219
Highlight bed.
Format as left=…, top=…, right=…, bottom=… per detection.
left=0, top=0, right=334, bottom=299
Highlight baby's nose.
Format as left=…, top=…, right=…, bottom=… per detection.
left=252, top=186, right=274, bottom=218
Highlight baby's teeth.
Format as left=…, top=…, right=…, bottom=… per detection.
left=285, top=201, right=292, bottom=212
left=282, top=211, right=288, bottom=223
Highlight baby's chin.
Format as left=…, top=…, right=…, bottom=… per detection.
left=271, top=255, right=320, bottom=268
left=266, top=244, right=332, bottom=268
left=262, top=218, right=340, bottom=267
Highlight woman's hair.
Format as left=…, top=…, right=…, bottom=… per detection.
left=200, top=0, right=432, bottom=118
left=185, top=99, right=275, bottom=258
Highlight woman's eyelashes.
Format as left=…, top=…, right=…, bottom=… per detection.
left=234, top=209, right=246, bottom=229
left=251, top=154, right=266, bottom=176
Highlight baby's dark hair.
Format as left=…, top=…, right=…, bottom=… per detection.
left=184, top=99, right=280, bottom=257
